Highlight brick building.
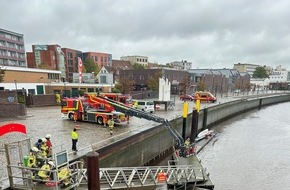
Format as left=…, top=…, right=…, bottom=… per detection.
left=61, top=48, right=82, bottom=82
left=119, top=68, right=188, bottom=91
left=82, top=52, right=112, bottom=68
left=26, top=44, right=66, bottom=80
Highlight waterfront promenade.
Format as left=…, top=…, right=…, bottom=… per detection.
left=0, top=91, right=287, bottom=189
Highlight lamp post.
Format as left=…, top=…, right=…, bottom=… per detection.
left=14, top=80, right=18, bottom=102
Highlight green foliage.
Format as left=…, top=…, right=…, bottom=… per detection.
left=252, top=66, right=269, bottom=78
left=148, top=70, right=162, bottom=91
left=132, top=63, right=145, bottom=69
left=84, top=57, right=98, bottom=74
left=78, top=89, right=85, bottom=96
left=112, top=85, right=121, bottom=93
left=179, top=77, right=190, bottom=94
left=118, top=76, right=135, bottom=94
left=38, top=62, right=49, bottom=69
left=196, top=81, right=206, bottom=91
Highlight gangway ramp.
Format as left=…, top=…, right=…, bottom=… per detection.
left=98, top=165, right=207, bottom=189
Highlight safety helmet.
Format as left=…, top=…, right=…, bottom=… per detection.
left=41, top=138, right=47, bottom=143
left=31, top=147, right=39, bottom=152
left=48, top=161, right=55, bottom=168
left=45, top=134, right=51, bottom=139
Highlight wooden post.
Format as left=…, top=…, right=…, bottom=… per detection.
left=87, top=152, right=100, bottom=190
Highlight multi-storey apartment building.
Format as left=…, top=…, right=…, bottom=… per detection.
left=233, top=63, right=261, bottom=77
left=82, top=52, right=112, bottom=68
left=0, top=28, right=26, bottom=67
left=167, top=60, right=192, bottom=70
left=61, top=48, right=82, bottom=82
left=27, top=44, right=66, bottom=81
left=120, top=55, right=148, bottom=67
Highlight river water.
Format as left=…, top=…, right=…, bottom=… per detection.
left=198, top=101, right=290, bottom=190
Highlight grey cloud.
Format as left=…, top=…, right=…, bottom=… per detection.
left=1, top=0, right=290, bottom=68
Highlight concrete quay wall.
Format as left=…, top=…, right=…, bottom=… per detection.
left=96, top=93, right=290, bottom=167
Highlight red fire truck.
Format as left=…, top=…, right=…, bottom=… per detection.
left=61, top=94, right=128, bottom=125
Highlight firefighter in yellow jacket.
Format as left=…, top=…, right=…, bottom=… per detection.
left=38, top=161, right=55, bottom=180
left=107, top=117, right=114, bottom=135
left=58, top=167, right=71, bottom=187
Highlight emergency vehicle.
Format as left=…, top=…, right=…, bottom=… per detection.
left=61, top=93, right=128, bottom=125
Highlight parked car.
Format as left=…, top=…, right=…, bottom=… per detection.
left=136, top=100, right=155, bottom=113
left=180, top=94, right=194, bottom=101
left=193, top=91, right=217, bottom=103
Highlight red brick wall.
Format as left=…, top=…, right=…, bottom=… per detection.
left=27, top=94, right=57, bottom=107
left=0, top=90, right=27, bottom=117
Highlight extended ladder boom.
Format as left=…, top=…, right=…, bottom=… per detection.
left=97, top=95, right=184, bottom=147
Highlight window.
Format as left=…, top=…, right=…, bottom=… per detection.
left=100, top=76, right=107, bottom=83
left=5, top=34, right=11, bottom=39
left=68, top=60, right=73, bottom=66
left=7, top=43, right=15, bottom=48
left=11, top=36, right=18, bottom=41
left=0, top=50, right=6, bottom=55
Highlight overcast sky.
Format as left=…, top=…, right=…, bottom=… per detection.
left=1, top=0, right=289, bottom=69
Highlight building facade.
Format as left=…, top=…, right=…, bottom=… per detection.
left=119, top=68, right=188, bottom=91
left=233, top=63, right=260, bottom=77
left=167, top=60, right=192, bottom=70
left=0, top=28, right=26, bottom=67
left=62, top=48, right=82, bottom=82
left=82, top=52, right=112, bottom=68
left=0, top=66, right=61, bottom=95
left=120, top=55, right=148, bottom=67
left=26, top=44, right=66, bottom=80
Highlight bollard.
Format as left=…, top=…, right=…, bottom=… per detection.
left=182, top=102, right=188, bottom=141
left=190, top=109, right=199, bottom=141
left=87, top=151, right=100, bottom=190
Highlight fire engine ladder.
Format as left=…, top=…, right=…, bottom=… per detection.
left=94, top=165, right=208, bottom=189
left=97, top=96, right=184, bottom=147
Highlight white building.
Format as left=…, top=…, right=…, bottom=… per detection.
left=268, top=65, right=290, bottom=83
left=120, top=55, right=148, bottom=67
left=167, top=60, right=192, bottom=70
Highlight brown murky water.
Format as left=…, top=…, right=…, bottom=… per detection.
left=198, top=102, right=290, bottom=190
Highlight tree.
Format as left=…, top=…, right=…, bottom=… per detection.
left=84, top=57, right=98, bottom=74
left=252, top=66, right=269, bottom=78
left=196, top=81, right=206, bottom=91
left=148, top=70, right=162, bottom=91
left=179, top=77, right=190, bottom=94
left=118, top=76, right=135, bottom=94
left=132, top=63, right=145, bottom=69
left=38, top=62, right=49, bottom=69
left=0, top=68, right=5, bottom=83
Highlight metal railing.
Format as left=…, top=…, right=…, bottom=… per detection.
left=7, top=160, right=85, bottom=190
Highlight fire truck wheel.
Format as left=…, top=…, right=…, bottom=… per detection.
left=97, top=116, right=104, bottom=125
left=69, top=113, right=74, bottom=120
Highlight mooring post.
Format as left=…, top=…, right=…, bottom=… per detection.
left=182, top=102, right=188, bottom=140
left=190, top=109, right=199, bottom=141
left=87, top=151, right=100, bottom=190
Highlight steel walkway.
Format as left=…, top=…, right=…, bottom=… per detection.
left=93, top=165, right=208, bottom=189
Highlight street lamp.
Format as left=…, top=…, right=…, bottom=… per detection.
left=14, top=80, right=18, bottom=102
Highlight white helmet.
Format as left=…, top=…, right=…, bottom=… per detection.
left=41, top=138, right=47, bottom=143
left=31, top=147, right=39, bottom=152
left=45, top=134, right=51, bottom=139
left=48, top=161, right=55, bottom=168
